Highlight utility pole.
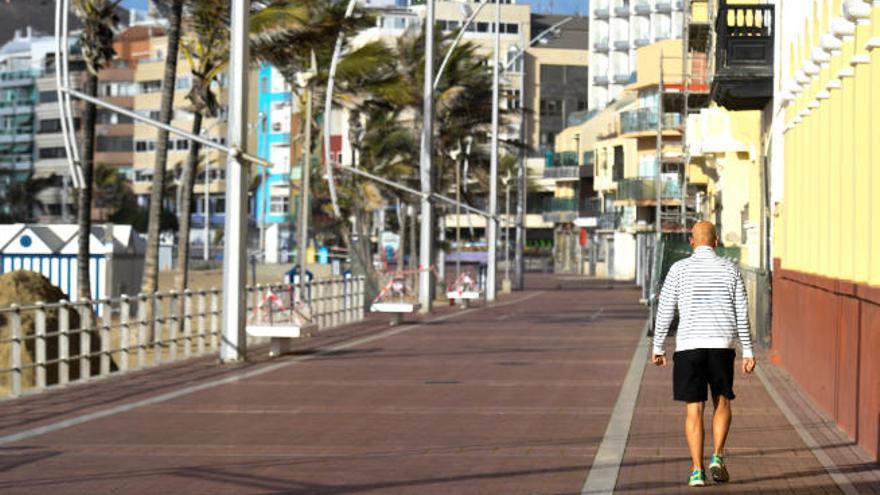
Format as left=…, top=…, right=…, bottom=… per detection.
left=486, top=0, right=501, bottom=302
left=418, top=0, right=435, bottom=313
left=203, top=161, right=210, bottom=261
left=220, top=0, right=250, bottom=363
left=297, top=53, right=317, bottom=307
left=514, top=50, right=526, bottom=291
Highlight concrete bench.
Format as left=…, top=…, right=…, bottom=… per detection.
left=246, top=323, right=319, bottom=357
left=446, top=290, right=482, bottom=308
left=370, top=302, right=421, bottom=325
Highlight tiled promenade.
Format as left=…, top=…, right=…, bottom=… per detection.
left=0, top=275, right=876, bottom=494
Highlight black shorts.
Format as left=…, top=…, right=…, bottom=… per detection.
left=673, top=348, right=736, bottom=403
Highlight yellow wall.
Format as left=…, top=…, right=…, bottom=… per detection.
left=626, top=39, right=686, bottom=92
left=777, top=2, right=880, bottom=286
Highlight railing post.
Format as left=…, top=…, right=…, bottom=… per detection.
left=210, top=288, right=219, bottom=351
left=316, top=281, right=325, bottom=329
left=100, top=299, right=111, bottom=377
left=59, top=300, right=69, bottom=385
left=79, top=303, right=92, bottom=382
left=331, top=278, right=340, bottom=327
left=35, top=301, right=47, bottom=390
left=9, top=304, right=22, bottom=396
left=137, top=293, right=148, bottom=369
left=153, top=293, right=164, bottom=365
left=167, top=291, right=178, bottom=362
left=197, top=289, right=207, bottom=355
left=358, top=277, right=365, bottom=321
left=183, top=289, right=193, bottom=357
left=120, top=295, right=130, bottom=372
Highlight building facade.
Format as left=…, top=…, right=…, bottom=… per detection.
left=589, top=0, right=685, bottom=110
left=768, top=0, right=879, bottom=460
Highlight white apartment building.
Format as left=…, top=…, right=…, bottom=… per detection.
left=589, top=0, right=684, bottom=110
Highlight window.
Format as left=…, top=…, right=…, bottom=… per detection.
left=38, top=147, right=67, bottom=159
left=504, top=89, right=521, bottom=110
left=502, top=23, right=519, bottom=34
left=135, top=139, right=156, bottom=152
left=612, top=145, right=624, bottom=180
left=269, top=195, right=289, bottom=214
left=38, top=91, right=58, bottom=103
left=137, top=109, right=162, bottom=120
left=97, top=136, right=133, bottom=152
left=139, top=80, right=162, bottom=93
left=96, top=111, right=133, bottom=124
left=175, top=139, right=190, bottom=151
left=176, top=76, right=192, bottom=90
left=476, top=22, right=489, bottom=33
left=135, top=170, right=153, bottom=182
left=540, top=98, right=562, bottom=116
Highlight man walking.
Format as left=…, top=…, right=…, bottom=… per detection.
left=651, top=221, right=756, bottom=487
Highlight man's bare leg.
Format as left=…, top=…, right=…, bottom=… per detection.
left=712, top=394, right=732, bottom=455
left=685, top=401, right=705, bottom=471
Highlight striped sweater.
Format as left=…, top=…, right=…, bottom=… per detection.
left=652, top=246, right=754, bottom=358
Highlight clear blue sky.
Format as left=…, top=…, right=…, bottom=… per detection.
left=120, top=0, right=588, bottom=16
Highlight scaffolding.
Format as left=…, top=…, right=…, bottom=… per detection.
left=654, top=0, right=713, bottom=234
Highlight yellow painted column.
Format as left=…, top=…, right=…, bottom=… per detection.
left=828, top=43, right=844, bottom=282
left=839, top=32, right=856, bottom=282
left=871, top=5, right=880, bottom=285
left=853, top=19, right=872, bottom=283
left=817, top=65, right=830, bottom=278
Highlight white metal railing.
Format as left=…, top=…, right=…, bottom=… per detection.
left=0, top=277, right=365, bottom=398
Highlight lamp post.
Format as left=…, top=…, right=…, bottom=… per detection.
left=296, top=55, right=317, bottom=307
left=220, top=0, right=250, bottom=363
left=502, top=171, right=512, bottom=293
left=417, top=0, right=436, bottom=313
left=486, top=0, right=501, bottom=302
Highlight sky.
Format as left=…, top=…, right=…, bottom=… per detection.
left=120, top=0, right=588, bottom=16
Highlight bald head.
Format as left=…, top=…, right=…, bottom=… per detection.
left=690, top=221, right=718, bottom=248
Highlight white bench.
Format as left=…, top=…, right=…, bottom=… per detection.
left=246, top=323, right=319, bottom=356
left=371, top=302, right=421, bottom=325
left=446, top=290, right=481, bottom=308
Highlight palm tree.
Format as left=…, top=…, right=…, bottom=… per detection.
left=71, top=0, right=120, bottom=301
left=141, top=0, right=185, bottom=297
left=173, top=0, right=228, bottom=330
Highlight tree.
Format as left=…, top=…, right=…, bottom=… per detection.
left=141, top=0, right=185, bottom=297
left=174, top=0, right=229, bottom=331
left=71, top=0, right=120, bottom=301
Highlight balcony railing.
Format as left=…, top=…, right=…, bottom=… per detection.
left=614, top=6, right=631, bottom=16
left=655, top=0, right=672, bottom=13
left=594, top=7, right=610, bottom=19
left=594, top=75, right=610, bottom=85
left=633, top=37, right=651, bottom=47
left=616, top=177, right=682, bottom=202
left=613, top=40, right=631, bottom=50
left=593, top=38, right=610, bottom=51
left=0, top=69, right=41, bottom=82
left=712, top=3, right=774, bottom=110
left=634, top=1, right=651, bottom=15
left=620, top=108, right=682, bottom=134
left=613, top=72, right=636, bottom=84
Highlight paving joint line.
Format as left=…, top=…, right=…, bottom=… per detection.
left=755, top=365, right=859, bottom=495
left=580, top=320, right=651, bottom=495
left=0, top=291, right=545, bottom=447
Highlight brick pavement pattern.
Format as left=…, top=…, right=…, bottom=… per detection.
left=0, top=275, right=877, bottom=494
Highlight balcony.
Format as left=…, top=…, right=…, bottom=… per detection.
left=613, top=40, right=631, bottom=51
left=593, top=38, right=610, bottom=51
left=614, top=6, right=631, bottom=16
left=655, top=0, right=672, bottom=13
left=634, top=1, right=652, bottom=15
left=613, top=72, right=637, bottom=84
left=594, top=7, right=610, bottom=19
left=594, top=75, right=610, bottom=85
left=633, top=37, right=651, bottom=47
left=543, top=151, right=594, bottom=180
left=616, top=177, right=682, bottom=204
left=620, top=108, right=682, bottom=134
left=541, top=197, right=604, bottom=224
left=711, top=3, right=774, bottom=110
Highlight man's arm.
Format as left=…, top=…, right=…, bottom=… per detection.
left=652, top=264, right=679, bottom=357
left=734, top=269, right=754, bottom=359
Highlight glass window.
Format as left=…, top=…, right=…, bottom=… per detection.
left=269, top=195, right=289, bottom=214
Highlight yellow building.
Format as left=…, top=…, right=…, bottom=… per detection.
left=131, top=34, right=229, bottom=207
left=766, top=0, right=880, bottom=460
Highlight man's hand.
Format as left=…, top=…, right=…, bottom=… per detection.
left=651, top=353, right=667, bottom=366
left=742, top=357, right=756, bottom=374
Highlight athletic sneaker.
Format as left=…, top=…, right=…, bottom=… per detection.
left=709, top=454, right=730, bottom=482
left=688, top=469, right=706, bottom=487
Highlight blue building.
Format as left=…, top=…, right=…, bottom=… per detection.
left=254, top=63, right=295, bottom=262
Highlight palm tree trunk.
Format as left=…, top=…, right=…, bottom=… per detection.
left=76, top=73, right=98, bottom=302
left=142, top=0, right=184, bottom=297
left=174, top=112, right=203, bottom=332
